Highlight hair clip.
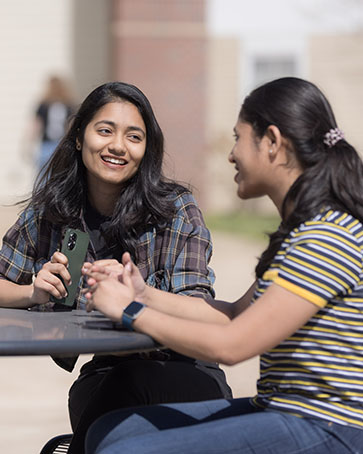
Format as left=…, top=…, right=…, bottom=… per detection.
left=323, top=128, right=344, bottom=148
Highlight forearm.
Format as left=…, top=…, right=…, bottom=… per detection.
left=139, top=280, right=257, bottom=323
left=132, top=283, right=319, bottom=366
left=141, top=286, right=233, bottom=324
left=0, top=279, right=34, bottom=308
left=132, top=307, right=239, bottom=364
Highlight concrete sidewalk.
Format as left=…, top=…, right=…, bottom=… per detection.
left=0, top=206, right=262, bottom=453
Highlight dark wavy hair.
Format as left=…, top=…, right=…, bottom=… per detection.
left=239, top=77, right=363, bottom=278
left=28, top=81, right=186, bottom=258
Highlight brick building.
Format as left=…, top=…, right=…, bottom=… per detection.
left=73, top=0, right=209, bottom=207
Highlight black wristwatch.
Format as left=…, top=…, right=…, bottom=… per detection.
left=121, top=301, right=146, bottom=331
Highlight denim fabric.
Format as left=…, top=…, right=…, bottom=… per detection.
left=38, top=140, right=58, bottom=170
left=68, top=359, right=231, bottom=454
left=85, top=398, right=363, bottom=454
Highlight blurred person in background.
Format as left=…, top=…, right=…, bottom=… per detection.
left=0, top=81, right=231, bottom=454
left=28, top=75, right=76, bottom=172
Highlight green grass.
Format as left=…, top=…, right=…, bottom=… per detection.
left=205, top=211, right=280, bottom=242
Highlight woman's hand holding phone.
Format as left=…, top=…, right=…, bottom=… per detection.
left=29, top=251, right=71, bottom=305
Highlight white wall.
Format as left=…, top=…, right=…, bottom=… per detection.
left=205, top=0, right=363, bottom=214
left=207, top=0, right=363, bottom=95
left=0, top=0, right=72, bottom=202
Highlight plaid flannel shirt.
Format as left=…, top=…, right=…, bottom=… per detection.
left=0, top=191, right=215, bottom=311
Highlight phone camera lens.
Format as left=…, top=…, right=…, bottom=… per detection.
left=69, top=233, right=77, bottom=242
left=67, top=232, right=77, bottom=250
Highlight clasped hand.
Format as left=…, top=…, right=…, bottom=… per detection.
left=82, top=252, right=146, bottom=322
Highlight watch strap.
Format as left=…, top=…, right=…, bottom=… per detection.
left=121, top=311, right=135, bottom=331
left=121, top=301, right=146, bottom=331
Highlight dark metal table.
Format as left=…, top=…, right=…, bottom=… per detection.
left=0, top=307, right=158, bottom=357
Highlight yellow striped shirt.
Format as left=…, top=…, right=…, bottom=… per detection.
left=252, top=210, right=363, bottom=429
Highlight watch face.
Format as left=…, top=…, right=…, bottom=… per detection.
left=124, top=301, right=144, bottom=317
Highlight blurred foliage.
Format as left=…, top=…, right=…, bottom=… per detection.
left=205, top=211, right=280, bottom=242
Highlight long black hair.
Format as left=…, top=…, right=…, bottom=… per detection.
left=28, top=81, right=186, bottom=258
left=239, top=77, right=363, bottom=278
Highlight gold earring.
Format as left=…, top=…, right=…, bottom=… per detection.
left=76, top=141, right=81, bottom=151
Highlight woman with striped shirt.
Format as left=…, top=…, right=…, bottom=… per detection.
left=83, top=77, right=363, bottom=453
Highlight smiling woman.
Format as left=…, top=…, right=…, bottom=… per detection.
left=80, top=101, right=147, bottom=215
left=0, top=82, right=231, bottom=454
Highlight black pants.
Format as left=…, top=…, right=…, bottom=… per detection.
left=68, top=355, right=232, bottom=454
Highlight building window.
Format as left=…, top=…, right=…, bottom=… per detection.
left=253, top=56, right=297, bottom=87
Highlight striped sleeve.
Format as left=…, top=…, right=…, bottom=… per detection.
left=271, top=222, right=363, bottom=308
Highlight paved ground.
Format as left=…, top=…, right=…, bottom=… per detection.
left=0, top=206, right=263, bottom=454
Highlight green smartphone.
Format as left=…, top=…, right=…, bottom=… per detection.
left=50, top=228, right=90, bottom=307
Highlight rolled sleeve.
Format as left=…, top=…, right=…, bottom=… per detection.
left=0, top=211, right=38, bottom=284
left=141, top=191, right=215, bottom=299
left=170, top=222, right=215, bottom=297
